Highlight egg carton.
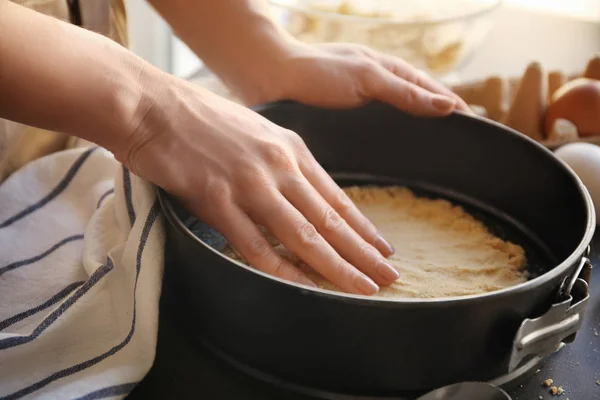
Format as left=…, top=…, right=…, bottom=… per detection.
left=449, top=54, right=600, bottom=150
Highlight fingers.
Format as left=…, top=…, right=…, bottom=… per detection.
left=361, top=64, right=457, bottom=116
left=281, top=176, right=399, bottom=286
left=298, top=156, right=395, bottom=258
left=377, top=55, right=472, bottom=114
left=206, top=201, right=317, bottom=289
left=248, top=189, right=380, bottom=296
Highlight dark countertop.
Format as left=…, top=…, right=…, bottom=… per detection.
left=129, top=235, right=600, bottom=400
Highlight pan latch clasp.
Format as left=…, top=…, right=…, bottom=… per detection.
left=508, top=256, right=592, bottom=372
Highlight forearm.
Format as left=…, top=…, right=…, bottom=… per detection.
left=0, top=1, right=162, bottom=158
left=148, top=0, right=294, bottom=102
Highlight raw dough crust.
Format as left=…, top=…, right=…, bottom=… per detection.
left=224, top=186, right=527, bottom=298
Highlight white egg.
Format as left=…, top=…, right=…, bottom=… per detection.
left=554, top=142, right=600, bottom=224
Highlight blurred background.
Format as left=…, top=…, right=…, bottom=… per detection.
left=125, top=0, right=600, bottom=86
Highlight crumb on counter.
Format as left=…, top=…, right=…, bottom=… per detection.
left=543, top=379, right=554, bottom=387
left=549, top=385, right=565, bottom=396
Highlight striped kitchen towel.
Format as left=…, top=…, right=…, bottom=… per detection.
left=0, top=145, right=164, bottom=399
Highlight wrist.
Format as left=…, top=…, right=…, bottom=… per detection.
left=213, top=16, right=303, bottom=105
left=116, top=72, right=208, bottom=188
left=107, top=57, right=170, bottom=168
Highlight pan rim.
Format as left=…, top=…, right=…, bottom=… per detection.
left=158, top=102, right=596, bottom=305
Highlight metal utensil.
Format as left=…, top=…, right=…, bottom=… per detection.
left=416, top=382, right=511, bottom=400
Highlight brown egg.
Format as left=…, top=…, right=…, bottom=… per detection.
left=583, top=54, right=600, bottom=80
left=545, top=78, right=600, bottom=137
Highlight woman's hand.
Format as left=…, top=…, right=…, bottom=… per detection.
left=125, top=79, right=399, bottom=295
left=264, top=42, right=472, bottom=115
left=1, top=0, right=466, bottom=296
left=150, top=0, right=470, bottom=116
left=223, top=40, right=471, bottom=117
left=121, top=36, right=471, bottom=298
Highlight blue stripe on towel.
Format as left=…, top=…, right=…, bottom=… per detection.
left=96, top=188, right=115, bottom=209
left=122, top=166, right=135, bottom=226
left=0, top=200, right=160, bottom=399
left=0, top=259, right=113, bottom=351
left=0, top=147, right=98, bottom=229
left=0, top=281, right=84, bottom=331
left=72, top=382, right=139, bottom=400
left=0, top=234, right=84, bottom=277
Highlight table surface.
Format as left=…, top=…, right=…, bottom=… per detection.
left=128, top=234, right=600, bottom=400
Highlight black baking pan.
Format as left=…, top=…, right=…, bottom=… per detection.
left=158, top=101, right=595, bottom=397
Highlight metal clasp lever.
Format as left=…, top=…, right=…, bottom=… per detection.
left=508, top=256, right=592, bottom=372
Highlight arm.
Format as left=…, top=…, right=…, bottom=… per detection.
left=0, top=0, right=399, bottom=295
left=0, top=0, right=158, bottom=160
left=147, top=0, right=290, bottom=104
left=148, top=0, right=471, bottom=112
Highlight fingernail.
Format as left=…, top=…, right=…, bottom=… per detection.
left=431, top=94, right=456, bottom=112
left=376, top=261, right=399, bottom=283
left=355, top=275, right=379, bottom=295
left=297, top=275, right=318, bottom=288
left=374, top=235, right=395, bottom=257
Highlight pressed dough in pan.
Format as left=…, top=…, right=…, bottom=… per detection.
left=223, top=186, right=528, bottom=298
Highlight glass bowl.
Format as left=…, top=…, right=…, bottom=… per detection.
left=268, top=0, right=503, bottom=80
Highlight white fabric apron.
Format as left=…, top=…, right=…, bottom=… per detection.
left=0, top=2, right=165, bottom=399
